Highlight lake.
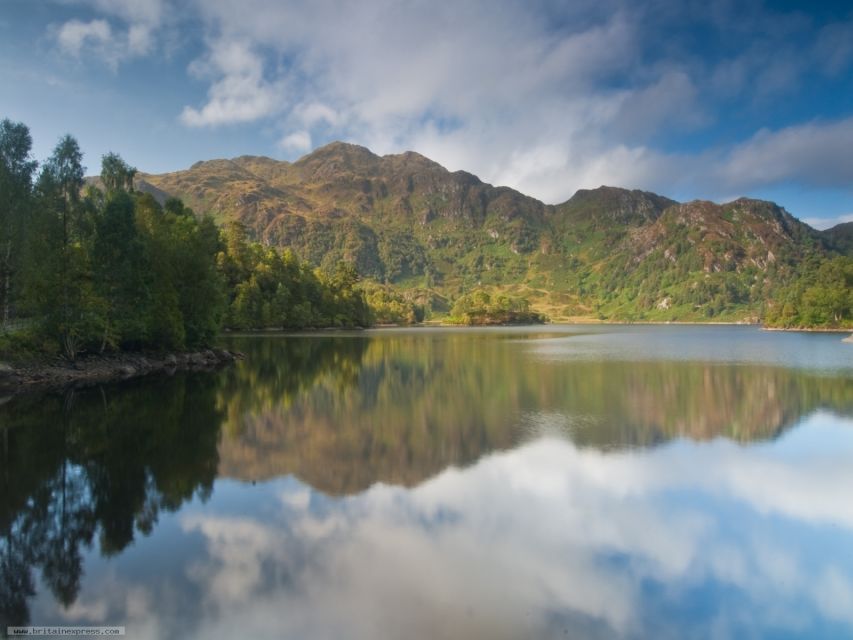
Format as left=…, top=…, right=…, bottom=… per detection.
left=1, top=325, right=852, bottom=639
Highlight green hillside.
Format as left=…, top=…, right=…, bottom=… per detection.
left=139, top=142, right=852, bottom=326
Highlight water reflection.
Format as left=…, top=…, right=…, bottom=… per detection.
left=0, top=374, right=222, bottom=630
left=23, top=413, right=853, bottom=640
left=1, top=327, right=851, bottom=637
left=216, top=331, right=853, bottom=491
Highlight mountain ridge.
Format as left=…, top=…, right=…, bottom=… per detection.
left=135, top=142, right=847, bottom=322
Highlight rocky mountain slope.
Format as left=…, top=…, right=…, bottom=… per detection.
left=138, top=142, right=844, bottom=321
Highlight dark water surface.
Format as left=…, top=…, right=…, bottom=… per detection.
left=2, top=325, right=852, bottom=639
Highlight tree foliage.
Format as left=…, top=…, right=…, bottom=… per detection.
left=218, top=221, right=370, bottom=330
left=362, top=282, right=425, bottom=325
left=449, top=289, right=546, bottom=325
left=21, top=144, right=227, bottom=357
left=764, top=256, right=853, bottom=328
left=0, top=120, right=386, bottom=359
left=0, top=119, right=38, bottom=327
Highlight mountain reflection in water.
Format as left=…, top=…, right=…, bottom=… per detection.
left=215, top=329, right=852, bottom=491
left=1, top=326, right=851, bottom=639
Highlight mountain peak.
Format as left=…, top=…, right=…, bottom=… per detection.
left=293, top=141, right=382, bottom=180
left=232, top=154, right=288, bottom=166
left=557, top=185, right=677, bottom=227
left=301, top=141, right=379, bottom=161
left=381, top=149, right=446, bottom=173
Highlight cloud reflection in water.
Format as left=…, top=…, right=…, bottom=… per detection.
left=139, top=410, right=853, bottom=640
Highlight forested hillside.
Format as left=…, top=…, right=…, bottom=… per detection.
left=3, top=121, right=851, bottom=348
left=139, top=142, right=852, bottom=327
left=0, top=119, right=369, bottom=361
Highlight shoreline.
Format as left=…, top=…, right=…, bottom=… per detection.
left=419, top=319, right=852, bottom=333
left=761, top=326, right=853, bottom=334
left=222, top=319, right=853, bottom=335
left=0, top=348, right=243, bottom=398
left=4, top=320, right=849, bottom=398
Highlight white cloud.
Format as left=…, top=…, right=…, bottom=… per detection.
left=278, top=130, right=311, bottom=152
left=52, top=0, right=168, bottom=67
left=608, top=70, right=708, bottom=141
left=57, top=0, right=167, bottom=25
left=47, top=0, right=853, bottom=205
left=57, top=18, right=113, bottom=57
left=716, top=117, right=853, bottom=190
left=180, top=40, right=284, bottom=127
left=815, top=19, right=853, bottom=76
left=294, top=102, right=340, bottom=128
left=127, top=23, right=153, bottom=56
left=172, top=1, right=673, bottom=199
left=168, top=0, right=853, bottom=203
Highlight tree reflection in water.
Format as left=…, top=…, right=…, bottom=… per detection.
left=1, top=328, right=851, bottom=628
left=0, top=374, right=223, bottom=629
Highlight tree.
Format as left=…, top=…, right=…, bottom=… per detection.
left=171, top=214, right=225, bottom=346
left=100, top=152, right=136, bottom=195
left=26, top=135, right=100, bottom=358
left=42, top=135, right=84, bottom=239
left=135, top=193, right=224, bottom=348
left=765, top=256, right=853, bottom=328
left=92, top=189, right=150, bottom=348
left=0, top=119, right=37, bottom=326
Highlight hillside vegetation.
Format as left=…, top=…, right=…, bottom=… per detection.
left=4, top=119, right=850, bottom=344
left=0, top=120, right=369, bottom=362
left=138, top=142, right=852, bottom=328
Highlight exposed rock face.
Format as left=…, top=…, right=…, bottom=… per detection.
left=627, top=198, right=819, bottom=275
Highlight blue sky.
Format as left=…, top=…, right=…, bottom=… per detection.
left=1, top=0, right=852, bottom=228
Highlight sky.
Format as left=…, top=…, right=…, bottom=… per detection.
left=1, top=0, right=852, bottom=228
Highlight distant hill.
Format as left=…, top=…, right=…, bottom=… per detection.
left=139, top=142, right=846, bottom=321
left=822, top=221, right=853, bottom=255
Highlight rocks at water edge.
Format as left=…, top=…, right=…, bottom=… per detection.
left=0, top=349, right=245, bottom=396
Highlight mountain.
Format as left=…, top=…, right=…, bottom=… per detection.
left=822, top=221, right=853, bottom=255
left=141, top=143, right=554, bottom=293
left=139, top=142, right=843, bottom=321
left=589, top=198, right=826, bottom=319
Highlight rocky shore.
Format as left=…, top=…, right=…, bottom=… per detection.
left=0, top=348, right=243, bottom=397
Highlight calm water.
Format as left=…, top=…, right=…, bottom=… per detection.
left=1, top=325, right=852, bottom=639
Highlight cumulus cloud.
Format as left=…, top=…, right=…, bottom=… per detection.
left=716, top=117, right=853, bottom=190
left=180, top=40, right=284, bottom=127
left=172, top=0, right=670, bottom=198
left=169, top=0, right=850, bottom=203
left=52, top=0, right=168, bottom=67
left=46, top=0, right=853, bottom=205
left=293, top=102, right=340, bottom=128
left=57, top=18, right=113, bottom=57
left=278, top=130, right=312, bottom=152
